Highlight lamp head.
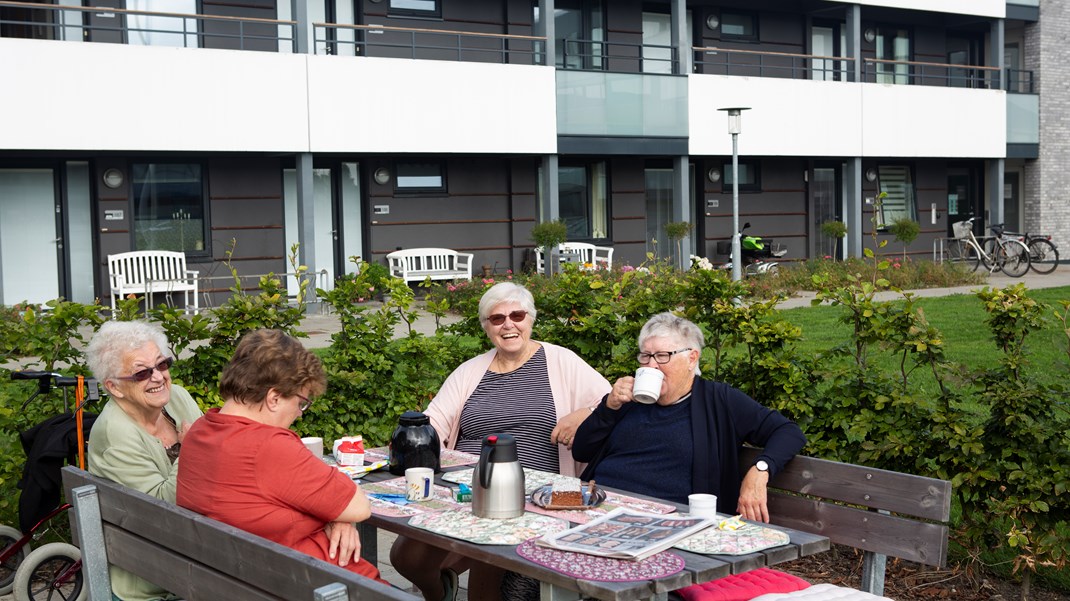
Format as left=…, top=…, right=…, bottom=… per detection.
left=718, top=107, right=750, bottom=135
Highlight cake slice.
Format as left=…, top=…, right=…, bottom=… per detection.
left=549, top=479, right=583, bottom=506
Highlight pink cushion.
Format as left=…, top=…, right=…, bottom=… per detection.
left=676, top=568, right=810, bottom=601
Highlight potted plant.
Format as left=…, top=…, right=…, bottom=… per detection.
left=530, top=220, right=568, bottom=277
left=888, top=217, right=920, bottom=261
left=820, top=220, right=848, bottom=260
left=664, top=221, right=694, bottom=269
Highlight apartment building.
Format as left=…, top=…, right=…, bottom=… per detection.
left=0, top=0, right=1057, bottom=307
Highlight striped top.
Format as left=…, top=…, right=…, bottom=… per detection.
left=455, top=347, right=560, bottom=472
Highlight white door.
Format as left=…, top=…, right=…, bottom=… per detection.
left=0, top=169, right=60, bottom=305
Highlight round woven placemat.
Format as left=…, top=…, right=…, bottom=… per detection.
left=515, top=538, right=685, bottom=582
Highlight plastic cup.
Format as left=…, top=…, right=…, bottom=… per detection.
left=300, top=437, right=324, bottom=457
left=632, top=367, right=665, bottom=404
left=688, top=493, right=718, bottom=519
left=405, top=467, right=434, bottom=502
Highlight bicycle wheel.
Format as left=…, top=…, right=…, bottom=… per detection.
left=1, top=525, right=30, bottom=595
left=1028, top=238, right=1059, bottom=274
left=13, top=542, right=85, bottom=601
left=998, top=239, right=1031, bottom=278
left=960, top=241, right=983, bottom=272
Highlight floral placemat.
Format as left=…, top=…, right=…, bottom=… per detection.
left=442, top=467, right=577, bottom=495
left=360, top=477, right=465, bottom=518
left=672, top=520, right=790, bottom=555
left=408, top=509, right=569, bottom=545
left=516, top=538, right=685, bottom=582
left=364, top=446, right=480, bottom=468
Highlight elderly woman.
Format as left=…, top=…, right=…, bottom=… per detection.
left=573, top=312, right=807, bottom=523
left=86, top=320, right=203, bottom=601
left=392, top=282, right=611, bottom=601
left=176, top=329, right=387, bottom=585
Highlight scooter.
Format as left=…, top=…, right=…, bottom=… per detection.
left=721, top=222, right=787, bottom=276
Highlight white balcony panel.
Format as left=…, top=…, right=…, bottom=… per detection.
left=308, top=57, right=557, bottom=154
left=689, top=75, right=863, bottom=157
left=827, top=0, right=1003, bottom=18
left=1, top=38, right=309, bottom=152
left=861, top=85, right=1005, bottom=158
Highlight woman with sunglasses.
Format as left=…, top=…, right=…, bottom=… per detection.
left=393, top=282, right=611, bottom=601
left=85, top=319, right=202, bottom=601
left=177, top=329, right=388, bottom=586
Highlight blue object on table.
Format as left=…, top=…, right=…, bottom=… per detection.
left=368, top=493, right=411, bottom=506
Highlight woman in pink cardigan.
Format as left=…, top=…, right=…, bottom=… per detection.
left=392, top=282, right=611, bottom=601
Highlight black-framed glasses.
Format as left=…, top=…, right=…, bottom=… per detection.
left=295, top=394, right=313, bottom=412
left=485, top=310, right=528, bottom=326
left=637, top=348, right=692, bottom=365
left=115, top=357, right=174, bottom=382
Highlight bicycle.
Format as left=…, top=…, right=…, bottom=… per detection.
left=1, top=371, right=100, bottom=601
left=948, top=218, right=1031, bottom=277
left=1002, top=230, right=1060, bottom=275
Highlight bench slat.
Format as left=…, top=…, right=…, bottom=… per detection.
left=767, top=492, right=949, bottom=567
left=740, top=448, right=952, bottom=522
left=63, top=468, right=416, bottom=601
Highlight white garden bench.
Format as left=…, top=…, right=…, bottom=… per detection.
left=386, top=248, right=473, bottom=284
left=107, top=250, right=199, bottom=314
left=535, top=242, right=614, bottom=272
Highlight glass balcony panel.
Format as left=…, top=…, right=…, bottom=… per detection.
left=556, top=71, right=687, bottom=137
left=1007, top=93, right=1039, bottom=144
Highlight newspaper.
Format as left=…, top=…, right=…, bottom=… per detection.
left=535, top=507, right=715, bottom=560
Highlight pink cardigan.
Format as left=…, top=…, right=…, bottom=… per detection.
left=424, top=342, right=611, bottom=477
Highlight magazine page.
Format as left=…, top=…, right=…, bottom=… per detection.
left=535, top=507, right=715, bottom=560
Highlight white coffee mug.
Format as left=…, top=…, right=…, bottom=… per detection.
left=405, top=467, right=434, bottom=502
left=632, top=367, right=665, bottom=404
left=688, top=493, right=718, bottom=519
left=301, top=436, right=324, bottom=457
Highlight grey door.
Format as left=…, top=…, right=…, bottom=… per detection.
left=810, top=166, right=841, bottom=259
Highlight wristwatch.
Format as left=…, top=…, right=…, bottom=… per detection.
left=755, top=460, right=770, bottom=473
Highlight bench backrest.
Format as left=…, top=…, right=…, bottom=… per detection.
left=61, top=467, right=416, bottom=601
left=740, top=448, right=951, bottom=567
left=108, top=250, right=189, bottom=287
left=386, top=248, right=468, bottom=273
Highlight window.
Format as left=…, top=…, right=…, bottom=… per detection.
left=538, top=162, right=608, bottom=240
left=720, top=161, right=760, bottom=193
left=720, top=11, right=757, bottom=42
left=388, top=0, right=441, bottom=18
left=132, top=163, right=207, bottom=254
left=875, top=27, right=911, bottom=85
left=876, top=165, right=916, bottom=226
left=395, top=161, right=445, bottom=192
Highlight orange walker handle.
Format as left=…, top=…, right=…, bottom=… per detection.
left=76, top=376, right=86, bottom=470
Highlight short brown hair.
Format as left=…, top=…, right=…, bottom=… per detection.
left=219, top=329, right=326, bottom=405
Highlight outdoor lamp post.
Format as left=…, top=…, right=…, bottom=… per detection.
left=718, top=107, right=750, bottom=282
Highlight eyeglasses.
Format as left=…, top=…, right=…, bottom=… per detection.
left=115, top=357, right=174, bottom=382
left=295, top=394, right=313, bottom=412
left=637, top=348, right=692, bottom=365
left=485, top=310, right=528, bottom=326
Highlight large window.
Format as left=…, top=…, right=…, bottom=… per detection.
left=875, top=27, right=911, bottom=84
left=720, top=11, right=757, bottom=42
left=395, top=161, right=445, bottom=192
left=389, top=0, right=441, bottom=19
left=132, top=163, right=207, bottom=254
left=876, top=165, right=916, bottom=226
left=536, top=0, right=604, bottom=70
left=720, top=161, right=760, bottom=193
left=559, top=163, right=608, bottom=240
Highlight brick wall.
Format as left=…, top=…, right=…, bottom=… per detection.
left=1036, top=1, right=1070, bottom=250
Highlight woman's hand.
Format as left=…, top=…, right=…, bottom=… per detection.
left=324, top=521, right=362, bottom=567
left=552, top=407, right=594, bottom=449
left=606, top=377, right=636, bottom=410
left=737, top=467, right=770, bottom=523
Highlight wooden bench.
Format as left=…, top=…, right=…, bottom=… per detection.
left=107, top=250, right=199, bottom=314
left=535, top=242, right=614, bottom=272
left=61, top=467, right=418, bottom=601
left=740, top=448, right=952, bottom=597
left=386, top=248, right=473, bottom=284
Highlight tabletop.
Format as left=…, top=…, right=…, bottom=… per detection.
left=354, top=459, right=829, bottom=601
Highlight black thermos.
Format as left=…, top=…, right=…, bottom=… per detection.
left=388, top=411, right=441, bottom=475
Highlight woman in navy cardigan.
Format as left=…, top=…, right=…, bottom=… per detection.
left=572, top=312, right=806, bottom=522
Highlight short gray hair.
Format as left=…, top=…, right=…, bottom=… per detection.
left=86, top=320, right=172, bottom=382
left=638, top=312, right=703, bottom=375
left=478, top=282, right=537, bottom=323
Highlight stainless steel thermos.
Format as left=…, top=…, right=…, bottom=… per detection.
left=471, top=433, right=525, bottom=519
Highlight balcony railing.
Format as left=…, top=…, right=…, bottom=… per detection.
left=0, top=0, right=293, bottom=51
left=862, top=57, right=1001, bottom=88
left=1006, top=68, right=1035, bottom=94
left=695, top=45, right=855, bottom=79
left=555, top=38, right=677, bottom=74
left=314, top=23, right=546, bottom=64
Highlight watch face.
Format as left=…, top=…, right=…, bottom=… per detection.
left=756, top=460, right=769, bottom=472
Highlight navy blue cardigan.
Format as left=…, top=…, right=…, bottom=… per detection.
left=573, top=377, right=806, bottom=514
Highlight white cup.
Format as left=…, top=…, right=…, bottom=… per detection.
left=301, top=437, right=324, bottom=457
left=632, top=367, right=665, bottom=404
left=405, top=467, right=434, bottom=502
left=688, top=493, right=718, bottom=519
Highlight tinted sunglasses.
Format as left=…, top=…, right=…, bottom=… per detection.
left=116, top=357, right=174, bottom=382
left=485, top=310, right=528, bottom=326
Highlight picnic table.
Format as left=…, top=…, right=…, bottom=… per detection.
left=354, top=448, right=829, bottom=601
